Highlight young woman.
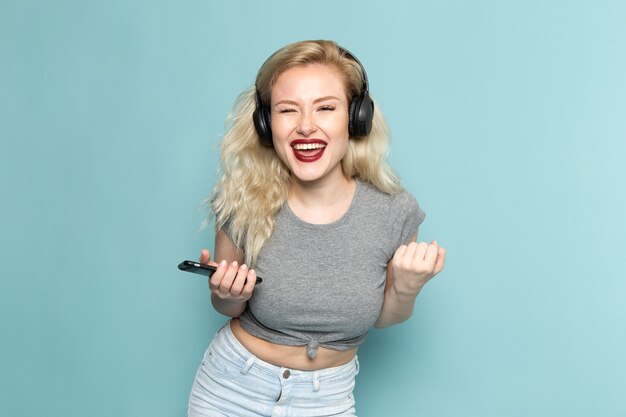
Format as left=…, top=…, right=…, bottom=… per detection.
left=188, top=40, right=446, bottom=417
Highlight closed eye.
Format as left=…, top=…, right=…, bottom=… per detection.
left=318, top=105, right=335, bottom=111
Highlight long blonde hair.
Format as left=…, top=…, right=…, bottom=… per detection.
left=211, top=40, right=402, bottom=266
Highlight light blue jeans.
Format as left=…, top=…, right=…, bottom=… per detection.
left=188, top=322, right=359, bottom=417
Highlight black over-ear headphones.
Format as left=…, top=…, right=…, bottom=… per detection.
left=253, top=47, right=374, bottom=147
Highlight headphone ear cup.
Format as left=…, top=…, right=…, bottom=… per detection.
left=348, top=92, right=374, bottom=137
left=348, top=96, right=359, bottom=138
left=253, top=105, right=273, bottom=147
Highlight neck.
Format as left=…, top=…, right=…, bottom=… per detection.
left=287, top=174, right=357, bottom=224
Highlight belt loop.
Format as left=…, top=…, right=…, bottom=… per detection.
left=241, top=356, right=254, bottom=375
left=312, top=370, right=320, bottom=392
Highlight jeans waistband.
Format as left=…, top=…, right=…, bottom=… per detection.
left=214, top=320, right=359, bottom=381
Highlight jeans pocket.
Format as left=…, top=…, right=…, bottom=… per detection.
left=313, top=373, right=357, bottom=405
left=201, top=345, right=245, bottom=381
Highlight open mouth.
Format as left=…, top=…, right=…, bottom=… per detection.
left=291, top=139, right=327, bottom=163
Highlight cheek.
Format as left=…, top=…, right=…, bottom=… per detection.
left=320, top=113, right=350, bottom=137
left=336, top=138, right=351, bottom=158
left=270, top=134, right=292, bottom=164
left=270, top=116, right=294, bottom=140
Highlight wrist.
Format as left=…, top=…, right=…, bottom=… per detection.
left=391, top=278, right=425, bottom=299
left=211, top=293, right=247, bottom=317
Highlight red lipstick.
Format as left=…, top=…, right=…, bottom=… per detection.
left=291, top=139, right=327, bottom=163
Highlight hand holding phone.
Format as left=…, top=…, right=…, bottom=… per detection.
left=178, top=260, right=263, bottom=285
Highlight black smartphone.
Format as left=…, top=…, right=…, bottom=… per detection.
left=178, top=260, right=262, bottom=284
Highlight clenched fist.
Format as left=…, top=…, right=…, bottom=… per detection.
left=390, top=240, right=446, bottom=295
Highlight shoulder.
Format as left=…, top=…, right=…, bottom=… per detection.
left=357, top=179, right=426, bottom=246
left=357, top=180, right=424, bottom=222
left=395, top=189, right=425, bottom=224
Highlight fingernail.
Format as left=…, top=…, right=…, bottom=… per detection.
left=241, top=264, right=248, bottom=270
left=220, top=260, right=227, bottom=267
left=231, top=261, right=238, bottom=267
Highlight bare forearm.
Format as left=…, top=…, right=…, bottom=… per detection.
left=211, top=293, right=247, bottom=318
left=374, top=285, right=423, bottom=328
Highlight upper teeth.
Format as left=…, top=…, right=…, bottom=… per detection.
left=293, top=143, right=325, bottom=150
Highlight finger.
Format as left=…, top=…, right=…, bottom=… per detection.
left=414, top=242, right=429, bottom=261
left=220, top=261, right=241, bottom=294
left=418, top=245, right=437, bottom=274
left=424, top=243, right=438, bottom=268
left=209, top=260, right=228, bottom=290
left=199, top=249, right=211, bottom=263
left=393, top=244, right=408, bottom=261
left=242, top=268, right=257, bottom=296
left=393, top=244, right=415, bottom=272
left=404, top=242, right=419, bottom=261
left=230, top=264, right=248, bottom=295
left=434, top=246, right=446, bottom=274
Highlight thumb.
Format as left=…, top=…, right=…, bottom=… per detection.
left=199, top=249, right=211, bottom=263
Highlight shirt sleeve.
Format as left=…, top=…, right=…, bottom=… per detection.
left=396, top=191, right=426, bottom=246
left=218, top=215, right=245, bottom=249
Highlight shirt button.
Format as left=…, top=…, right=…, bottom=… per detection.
left=282, top=370, right=290, bottom=379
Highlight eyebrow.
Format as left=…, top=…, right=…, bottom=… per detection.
left=273, top=95, right=341, bottom=107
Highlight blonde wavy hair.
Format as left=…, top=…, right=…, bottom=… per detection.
left=210, top=40, right=402, bottom=266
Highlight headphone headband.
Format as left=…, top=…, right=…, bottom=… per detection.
left=339, top=48, right=369, bottom=98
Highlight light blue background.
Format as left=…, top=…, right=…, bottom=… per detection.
left=1, top=1, right=625, bottom=416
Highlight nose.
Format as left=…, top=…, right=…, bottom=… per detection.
left=296, top=112, right=317, bottom=136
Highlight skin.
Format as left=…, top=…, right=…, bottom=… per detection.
left=200, top=63, right=446, bottom=370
